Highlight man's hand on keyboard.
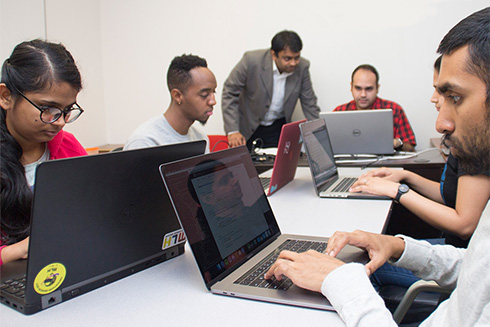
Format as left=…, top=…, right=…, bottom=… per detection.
left=264, top=250, right=344, bottom=293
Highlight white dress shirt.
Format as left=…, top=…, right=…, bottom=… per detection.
left=261, top=60, right=293, bottom=126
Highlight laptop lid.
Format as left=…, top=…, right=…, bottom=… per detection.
left=160, top=146, right=281, bottom=290
left=160, top=146, right=370, bottom=311
left=320, top=109, right=394, bottom=155
left=266, top=119, right=305, bottom=195
left=299, top=119, right=340, bottom=196
left=300, top=120, right=391, bottom=200
left=1, top=141, right=206, bottom=315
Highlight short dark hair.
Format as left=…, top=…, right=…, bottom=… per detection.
left=351, top=64, right=379, bottom=85
left=434, top=55, right=442, bottom=73
left=271, top=30, right=303, bottom=54
left=437, top=7, right=490, bottom=109
left=167, top=54, right=207, bottom=92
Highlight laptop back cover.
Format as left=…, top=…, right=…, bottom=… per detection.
left=320, top=109, right=394, bottom=155
left=17, top=141, right=205, bottom=314
left=268, top=119, right=305, bottom=195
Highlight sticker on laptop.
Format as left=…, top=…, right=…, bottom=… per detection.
left=162, top=229, right=186, bottom=250
left=33, top=263, right=66, bottom=295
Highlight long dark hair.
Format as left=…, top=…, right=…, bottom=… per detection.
left=0, top=39, right=82, bottom=245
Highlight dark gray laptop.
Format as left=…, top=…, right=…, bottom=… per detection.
left=0, top=141, right=206, bottom=315
left=300, top=119, right=390, bottom=200
left=320, top=109, right=394, bottom=155
left=159, top=146, right=368, bottom=311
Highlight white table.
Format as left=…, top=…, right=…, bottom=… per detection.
left=1, top=168, right=391, bottom=326
left=267, top=167, right=391, bottom=237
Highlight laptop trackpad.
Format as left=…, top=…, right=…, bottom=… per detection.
left=337, top=244, right=369, bottom=264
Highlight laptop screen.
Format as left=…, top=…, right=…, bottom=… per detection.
left=300, top=119, right=339, bottom=190
left=160, top=146, right=280, bottom=288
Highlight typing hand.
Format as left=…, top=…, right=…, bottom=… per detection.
left=264, top=250, right=344, bottom=292
left=325, top=230, right=405, bottom=276
left=349, top=177, right=399, bottom=198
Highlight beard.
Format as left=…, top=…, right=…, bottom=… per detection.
left=443, top=130, right=490, bottom=175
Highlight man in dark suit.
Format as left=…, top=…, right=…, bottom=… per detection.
left=222, top=30, right=320, bottom=149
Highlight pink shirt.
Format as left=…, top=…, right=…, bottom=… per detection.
left=47, top=129, right=87, bottom=159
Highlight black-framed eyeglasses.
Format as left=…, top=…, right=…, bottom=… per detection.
left=11, top=84, right=84, bottom=124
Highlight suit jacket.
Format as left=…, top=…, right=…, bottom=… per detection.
left=222, top=49, right=320, bottom=140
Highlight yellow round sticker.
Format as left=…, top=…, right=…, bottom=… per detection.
left=33, top=263, right=66, bottom=295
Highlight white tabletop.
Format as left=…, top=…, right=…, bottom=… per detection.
left=1, top=167, right=391, bottom=326
left=267, top=167, right=391, bottom=237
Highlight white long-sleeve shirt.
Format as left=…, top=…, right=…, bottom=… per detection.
left=321, top=201, right=490, bottom=326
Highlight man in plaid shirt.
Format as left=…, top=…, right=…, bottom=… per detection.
left=334, top=64, right=416, bottom=152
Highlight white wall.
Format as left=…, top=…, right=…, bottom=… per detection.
left=45, top=0, right=106, bottom=148
left=0, top=0, right=106, bottom=148
left=0, top=0, right=45, bottom=59
left=1, top=0, right=489, bottom=149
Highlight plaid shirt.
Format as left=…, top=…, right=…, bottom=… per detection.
left=334, top=97, right=416, bottom=146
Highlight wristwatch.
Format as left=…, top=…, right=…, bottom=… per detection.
left=395, top=184, right=409, bottom=202
left=396, top=138, right=404, bottom=149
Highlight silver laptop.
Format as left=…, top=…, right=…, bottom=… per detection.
left=159, top=146, right=368, bottom=311
left=0, top=141, right=206, bottom=315
left=259, top=119, right=305, bottom=196
left=300, top=119, right=390, bottom=200
left=320, top=109, right=394, bottom=155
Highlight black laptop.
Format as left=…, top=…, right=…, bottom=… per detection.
left=0, top=141, right=206, bottom=315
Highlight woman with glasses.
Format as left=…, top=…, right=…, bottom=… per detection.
left=0, top=39, right=87, bottom=265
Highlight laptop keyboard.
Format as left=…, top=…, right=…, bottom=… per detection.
left=234, top=239, right=328, bottom=290
left=259, top=177, right=271, bottom=190
left=332, top=177, right=357, bottom=193
left=1, top=276, right=26, bottom=298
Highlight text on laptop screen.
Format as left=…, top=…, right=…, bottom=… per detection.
left=161, top=147, right=280, bottom=285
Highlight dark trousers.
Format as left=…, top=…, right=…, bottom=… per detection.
left=246, top=118, right=286, bottom=150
